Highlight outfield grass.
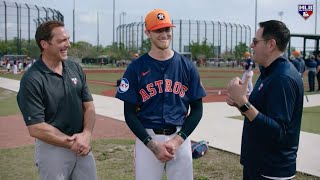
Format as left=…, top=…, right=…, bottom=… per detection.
left=1, top=67, right=319, bottom=93
left=0, top=88, right=20, bottom=116
left=88, top=83, right=116, bottom=95
left=86, top=72, right=122, bottom=83
left=0, top=139, right=318, bottom=180
left=0, top=69, right=319, bottom=179
left=229, top=106, right=320, bottom=135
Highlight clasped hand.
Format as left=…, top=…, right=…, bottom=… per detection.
left=68, top=132, right=92, bottom=156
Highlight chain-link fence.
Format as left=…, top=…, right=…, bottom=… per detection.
left=116, top=20, right=251, bottom=58
left=0, top=1, right=63, bottom=55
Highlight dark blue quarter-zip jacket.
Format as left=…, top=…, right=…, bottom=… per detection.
left=240, top=56, right=304, bottom=177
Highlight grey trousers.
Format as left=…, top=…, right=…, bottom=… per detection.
left=35, top=139, right=97, bottom=180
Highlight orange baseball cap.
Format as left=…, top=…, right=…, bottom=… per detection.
left=292, top=50, right=301, bottom=57
left=145, top=9, right=175, bottom=30
left=244, top=52, right=251, bottom=57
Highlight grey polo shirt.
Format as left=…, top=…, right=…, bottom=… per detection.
left=17, top=58, right=93, bottom=135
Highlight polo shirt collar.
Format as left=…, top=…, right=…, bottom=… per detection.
left=36, top=55, right=67, bottom=74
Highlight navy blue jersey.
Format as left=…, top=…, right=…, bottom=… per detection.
left=116, top=52, right=206, bottom=129
left=296, top=57, right=306, bottom=74
left=305, top=59, right=317, bottom=69
left=245, top=59, right=254, bottom=70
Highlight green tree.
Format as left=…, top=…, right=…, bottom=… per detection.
left=69, top=41, right=98, bottom=59
left=233, top=42, right=248, bottom=60
left=189, top=39, right=214, bottom=60
left=140, top=39, right=151, bottom=55
left=0, top=39, right=40, bottom=58
left=104, top=42, right=131, bottom=61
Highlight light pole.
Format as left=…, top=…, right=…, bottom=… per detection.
left=119, top=12, right=126, bottom=46
left=278, top=11, right=284, bottom=21
left=112, top=0, right=115, bottom=44
left=315, top=0, right=318, bottom=34
left=121, top=12, right=127, bottom=25
left=119, top=12, right=126, bottom=26
left=254, top=0, right=257, bottom=34
left=73, top=0, right=75, bottom=44
left=97, top=12, right=100, bottom=51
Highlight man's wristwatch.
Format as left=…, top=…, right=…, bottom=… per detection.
left=239, top=102, right=251, bottom=113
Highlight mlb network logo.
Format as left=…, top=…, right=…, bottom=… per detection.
left=298, top=4, right=313, bottom=20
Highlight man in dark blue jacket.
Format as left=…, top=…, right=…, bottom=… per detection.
left=227, top=20, right=304, bottom=179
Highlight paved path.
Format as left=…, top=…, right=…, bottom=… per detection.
left=1, top=77, right=319, bottom=177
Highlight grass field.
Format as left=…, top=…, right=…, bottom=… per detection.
left=1, top=67, right=318, bottom=93
left=0, top=139, right=318, bottom=180
left=0, top=67, right=320, bottom=179
left=229, top=106, right=320, bottom=135
left=0, top=88, right=20, bottom=116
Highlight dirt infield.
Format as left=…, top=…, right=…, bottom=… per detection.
left=0, top=68, right=229, bottom=149
left=0, top=114, right=134, bottom=149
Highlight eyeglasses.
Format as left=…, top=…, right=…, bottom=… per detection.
left=151, top=27, right=171, bottom=33
left=252, top=38, right=269, bottom=46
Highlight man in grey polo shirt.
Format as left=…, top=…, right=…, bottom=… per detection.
left=17, top=21, right=97, bottom=180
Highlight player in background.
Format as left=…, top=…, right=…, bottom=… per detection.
left=241, top=52, right=254, bottom=95
left=305, top=55, right=317, bottom=92
left=291, top=50, right=305, bottom=79
left=116, top=9, right=206, bottom=180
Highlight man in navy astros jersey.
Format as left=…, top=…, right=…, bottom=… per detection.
left=227, top=20, right=304, bottom=179
left=116, top=9, right=206, bottom=180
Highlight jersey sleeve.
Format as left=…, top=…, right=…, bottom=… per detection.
left=115, top=64, right=139, bottom=104
left=187, top=64, right=206, bottom=101
left=17, top=77, right=45, bottom=126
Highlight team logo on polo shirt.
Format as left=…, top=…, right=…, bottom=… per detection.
left=71, top=78, right=78, bottom=85
left=298, top=4, right=313, bottom=20
left=118, top=78, right=129, bottom=93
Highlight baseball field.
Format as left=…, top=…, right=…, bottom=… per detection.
left=0, top=67, right=319, bottom=179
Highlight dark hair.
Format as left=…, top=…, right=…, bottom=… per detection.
left=259, top=20, right=290, bottom=52
left=35, top=21, right=64, bottom=52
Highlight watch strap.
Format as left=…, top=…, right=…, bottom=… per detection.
left=239, top=102, right=251, bottom=113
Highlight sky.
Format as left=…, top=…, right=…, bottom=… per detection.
left=5, top=0, right=320, bottom=50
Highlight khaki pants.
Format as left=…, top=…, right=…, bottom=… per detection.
left=35, top=139, right=97, bottom=180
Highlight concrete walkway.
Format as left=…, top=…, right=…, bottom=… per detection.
left=1, top=77, right=319, bottom=177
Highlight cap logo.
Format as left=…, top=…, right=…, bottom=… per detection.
left=157, top=13, right=165, bottom=20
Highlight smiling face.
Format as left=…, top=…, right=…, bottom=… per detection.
left=41, top=26, right=71, bottom=61
left=145, top=27, right=172, bottom=51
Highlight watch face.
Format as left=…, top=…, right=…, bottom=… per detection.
left=240, top=102, right=251, bottom=112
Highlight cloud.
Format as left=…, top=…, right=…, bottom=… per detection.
left=77, top=12, right=98, bottom=25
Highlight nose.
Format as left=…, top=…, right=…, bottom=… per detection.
left=250, top=42, right=254, bottom=48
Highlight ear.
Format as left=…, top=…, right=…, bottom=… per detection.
left=40, top=40, right=49, bottom=50
left=144, top=30, right=150, bottom=37
left=268, top=39, right=277, bottom=51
